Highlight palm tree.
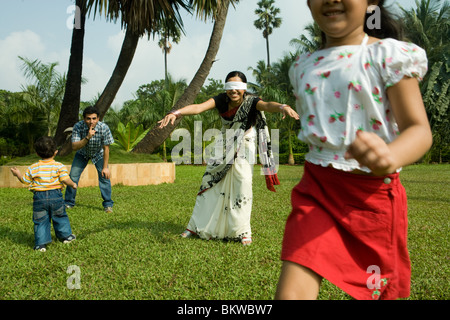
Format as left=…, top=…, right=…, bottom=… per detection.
left=289, top=22, right=323, bottom=54
left=18, top=56, right=66, bottom=137
left=400, top=0, right=450, bottom=163
left=133, top=0, right=235, bottom=154
left=121, top=76, right=187, bottom=160
left=1, top=89, right=47, bottom=153
left=247, top=59, right=273, bottom=92
left=253, top=0, right=282, bottom=68
left=248, top=52, right=301, bottom=164
left=54, top=0, right=87, bottom=148
left=157, top=22, right=182, bottom=88
left=55, top=0, right=192, bottom=155
left=92, top=26, right=141, bottom=119
left=85, top=0, right=202, bottom=120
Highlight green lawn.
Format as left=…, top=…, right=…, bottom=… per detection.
left=0, top=164, right=448, bottom=300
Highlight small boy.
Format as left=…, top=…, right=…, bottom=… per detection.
left=10, top=136, right=77, bottom=252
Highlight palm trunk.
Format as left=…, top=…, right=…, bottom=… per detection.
left=266, top=35, right=271, bottom=68
left=164, top=35, right=169, bottom=89
left=133, top=0, right=231, bottom=154
left=95, top=27, right=140, bottom=120
left=54, top=0, right=86, bottom=151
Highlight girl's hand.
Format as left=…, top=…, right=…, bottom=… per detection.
left=158, top=113, right=177, bottom=129
left=281, top=105, right=300, bottom=120
left=344, top=131, right=397, bottom=176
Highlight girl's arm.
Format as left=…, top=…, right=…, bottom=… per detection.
left=158, top=98, right=216, bottom=128
left=345, top=77, right=432, bottom=175
left=256, top=101, right=299, bottom=120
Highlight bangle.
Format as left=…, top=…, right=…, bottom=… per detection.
left=170, top=110, right=182, bottom=119
left=279, top=104, right=287, bottom=111
left=84, top=136, right=90, bottom=141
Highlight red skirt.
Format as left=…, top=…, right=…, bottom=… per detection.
left=281, top=161, right=410, bottom=300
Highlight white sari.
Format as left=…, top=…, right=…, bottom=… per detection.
left=185, top=95, right=279, bottom=241
left=187, top=128, right=256, bottom=240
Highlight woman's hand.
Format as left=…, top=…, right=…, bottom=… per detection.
left=158, top=113, right=177, bottom=129
left=281, top=105, right=300, bottom=120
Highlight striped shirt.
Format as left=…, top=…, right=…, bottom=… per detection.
left=71, top=120, right=114, bottom=164
left=21, top=159, right=70, bottom=191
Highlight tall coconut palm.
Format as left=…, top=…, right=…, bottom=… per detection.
left=54, top=0, right=87, bottom=148
left=85, top=0, right=194, bottom=120
left=157, top=22, right=182, bottom=88
left=253, top=0, right=282, bottom=68
left=133, top=0, right=234, bottom=154
left=55, top=0, right=191, bottom=155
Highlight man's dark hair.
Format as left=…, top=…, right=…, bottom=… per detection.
left=83, top=106, right=100, bottom=118
left=34, top=136, right=57, bottom=159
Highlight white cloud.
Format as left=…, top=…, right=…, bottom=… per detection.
left=80, top=56, right=111, bottom=103
left=0, top=30, right=46, bottom=91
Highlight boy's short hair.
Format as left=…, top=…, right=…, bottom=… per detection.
left=83, top=106, right=100, bottom=118
left=34, top=136, right=57, bottom=159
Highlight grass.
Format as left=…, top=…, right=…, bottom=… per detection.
left=0, top=163, right=448, bottom=300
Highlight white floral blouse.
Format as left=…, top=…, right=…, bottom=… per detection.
left=289, top=34, right=428, bottom=172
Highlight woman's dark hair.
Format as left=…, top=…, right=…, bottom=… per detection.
left=225, top=71, right=247, bottom=83
left=34, top=136, right=57, bottom=159
left=223, top=71, right=257, bottom=126
left=83, top=106, right=100, bottom=118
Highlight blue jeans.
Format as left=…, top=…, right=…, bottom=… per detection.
left=65, top=151, right=114, bottom=208
left=33, top=189, right=73, bottom=246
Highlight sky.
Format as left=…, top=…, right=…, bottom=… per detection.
left=0, top=0, right=416, bottom=110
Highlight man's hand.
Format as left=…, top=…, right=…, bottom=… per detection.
left=87, top=125, right=96, bottom=139
left=102, top=168, right=111, bottom=180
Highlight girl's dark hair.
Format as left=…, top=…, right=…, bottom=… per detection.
left=319, top=0, right=404, bottom=48
left=34, top=136, right=57, bottom=159
left=225, top=71, right=247, bottom=83
left=364, top=0, right=404, bottom=40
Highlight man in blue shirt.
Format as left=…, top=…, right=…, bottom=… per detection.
left=65, top=106, right=115, bottom=213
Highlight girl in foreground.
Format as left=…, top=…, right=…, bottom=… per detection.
left=275, top=0, right=432, bottom=300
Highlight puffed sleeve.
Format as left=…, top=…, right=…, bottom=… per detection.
left=371, top=38, right=428, bottom=88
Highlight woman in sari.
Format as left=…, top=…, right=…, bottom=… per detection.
left=158, top=71, right=299, bottom=245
